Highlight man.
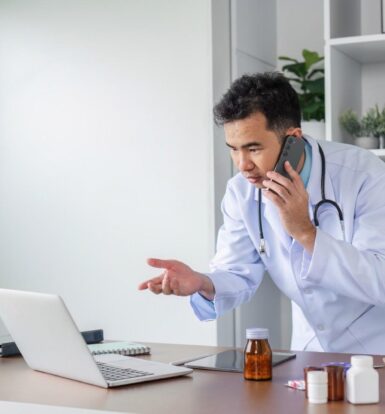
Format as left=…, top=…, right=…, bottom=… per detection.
left=139, top=72, right=385, bottom=353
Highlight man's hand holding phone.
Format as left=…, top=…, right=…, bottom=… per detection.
left=262, top=138, right=316, bottom=253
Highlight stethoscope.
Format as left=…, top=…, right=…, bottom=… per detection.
left=258, top=143, right=344, bottom=254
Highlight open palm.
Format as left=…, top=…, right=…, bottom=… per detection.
left=138, top=258, right=213, bottom=298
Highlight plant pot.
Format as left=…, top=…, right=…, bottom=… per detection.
left=301, top=121, right=325, bottom=140
left=354, top=136, right=379, bottom=149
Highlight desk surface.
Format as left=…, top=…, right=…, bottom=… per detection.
left=0, top=343, right=384, bottom=414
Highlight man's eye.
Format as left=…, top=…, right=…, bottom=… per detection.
left=249, top=147, right=259, bottom=153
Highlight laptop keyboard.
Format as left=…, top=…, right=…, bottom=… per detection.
left=96, top=362, right=154, bottom=382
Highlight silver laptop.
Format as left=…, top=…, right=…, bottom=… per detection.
left=0, top=289, right=192, bottom=388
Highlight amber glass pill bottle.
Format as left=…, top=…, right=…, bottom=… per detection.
left=244, top=328, right=272, bottom=381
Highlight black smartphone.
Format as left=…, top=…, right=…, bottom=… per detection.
left=274, top=135, right=305, bottom=179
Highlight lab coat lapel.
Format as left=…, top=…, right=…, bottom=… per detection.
left=255, top=189, right=292, bottom=251
left=306, top=137, right=342, bottom=239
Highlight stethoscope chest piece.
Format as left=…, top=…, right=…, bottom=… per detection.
left=259, top=238, right=266, bottom=254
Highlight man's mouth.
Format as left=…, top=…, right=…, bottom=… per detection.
left=245, top=175, right=263, bottom=184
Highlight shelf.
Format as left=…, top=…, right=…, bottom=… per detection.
left=371, top=149, right=385, bottom=157
left=328, top=34, right=385, bottom=63
left=325, top=1, right=385, bottom=160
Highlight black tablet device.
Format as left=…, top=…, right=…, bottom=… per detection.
left=185, top=350, right=296, bottom=372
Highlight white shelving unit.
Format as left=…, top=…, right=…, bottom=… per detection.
left=324, top=0, right=385, bottom=157
left=373, top=149, right=385, bottom=157
left=329, top=35, right=385, bottom=63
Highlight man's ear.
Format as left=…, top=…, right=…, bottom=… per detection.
left=285, top=127, right=302, bottom=139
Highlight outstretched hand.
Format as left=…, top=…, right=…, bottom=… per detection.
left=138, top=258, right=215, bottom=300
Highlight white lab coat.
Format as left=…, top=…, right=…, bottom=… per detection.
left=191, top=136, right=385, bottom=353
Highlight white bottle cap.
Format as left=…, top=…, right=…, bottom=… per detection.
left=246, top=328, right=269, bottom=340
left=350, top=355, right=374, bottom=368
left=307, top=370, right=327, bottom=384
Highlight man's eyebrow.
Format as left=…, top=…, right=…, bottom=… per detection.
left=225, top=141, right=263, bottom=149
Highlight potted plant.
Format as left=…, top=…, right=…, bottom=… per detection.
left=362, top=105, right=385, bottom=149
left=279, top=49, right=325, bottom=139
left=339, top=109, right=377, bottom=149
left=380, top=107, right=385, bottom=149
left=339, top=107, right=385, bottom=150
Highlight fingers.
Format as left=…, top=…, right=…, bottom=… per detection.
left=262, top=186, right=285, bottom=207
left=264, top=161, right=304, bottom=200
left=284, top=161, right=303, bottom=187
left=263, top=169, right=291, bottom=202
left=169, top=277, right=180, bottom=296
left=162, top=276, right=181, bottom=296
left=146, top=273, right=181, bottom=296
left=162, top=273, right=172, bottom=295
left=147, top=258, right=176, bottom=270
left=266, top=167, right=292, bottom=188
left=138, top=271, right=181, bottom=296
left=263, top=178, right=291, bottom=201
left=147, top=281, right=163, bottom=295
left=138, top=282, right=149, bottom=290
left=138, top=275, right=163, bottom=290
left=140, top=258, right=185, bottom=296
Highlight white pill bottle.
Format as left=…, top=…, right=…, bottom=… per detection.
left=346, top=355, right=379, bottom=404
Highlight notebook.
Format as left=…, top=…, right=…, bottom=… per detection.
left=88, top=341, right=150, bottom=356
left=0, top=288, right=192, bottom=388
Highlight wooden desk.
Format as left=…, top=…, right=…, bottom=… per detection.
left=0, top=343, right=384, bottom=413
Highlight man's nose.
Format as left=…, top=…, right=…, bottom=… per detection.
left=238, top=153, right=254, bottom=172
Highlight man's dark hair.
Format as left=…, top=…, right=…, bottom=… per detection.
left=213, top=72, right=301, bottom=135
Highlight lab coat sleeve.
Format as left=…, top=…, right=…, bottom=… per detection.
left=190, top=292, right=216, bottom=320
left=300, top=171, right=385, bottom=307
left=190, top=181, right=266, bottom=321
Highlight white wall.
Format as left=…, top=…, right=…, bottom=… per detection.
left=229, top=0, right=292, bottom=350
left=0, top=0, right=217, bottom=345
left=277, top=0, right=324, bottom=63
left=231, top=0, right=277, bottom=77
left=361, top=0, right=382, bottom=35
left=211, top=0, right=235, bottom=347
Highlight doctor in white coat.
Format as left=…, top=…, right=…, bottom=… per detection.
left=139, top=72, right=385, bottom=354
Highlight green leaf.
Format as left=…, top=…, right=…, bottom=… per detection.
left=303, top=78, right=324, bottom=94
left=285, top=78, right=303, bottom=84
left=278, top=56, right=299, bottom=63
left=307, top=68, right=325, bottom=79
left=339, top=109, right=362, bottom=136
left=302, top=100, right=325, bottom=121
left=303, top=49, right=324, bottom=70
left=299, top=94, right=325, bottom=121
left=281, top=62, right=307, bottom=78
left=280, top=49, right=325, bottom=121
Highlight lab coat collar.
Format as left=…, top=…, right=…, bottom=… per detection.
left=252, top=175, right=292, bottom=250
